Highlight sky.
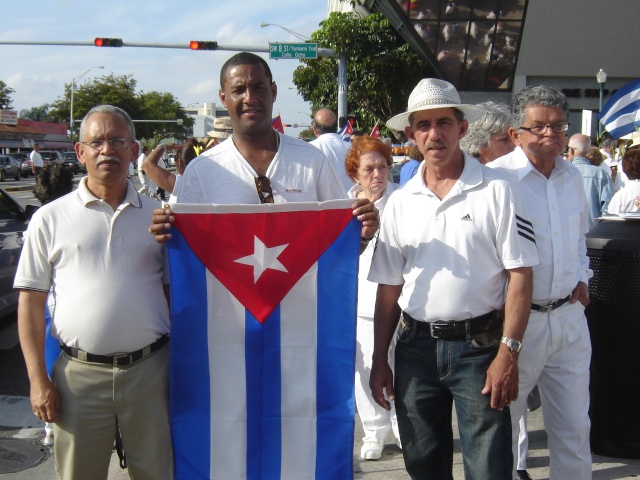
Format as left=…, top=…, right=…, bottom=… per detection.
left=1, top=0, right=332, bottom=136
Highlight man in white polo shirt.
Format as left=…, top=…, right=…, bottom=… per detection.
left=15, top=105, right=172, bottom=479
left=489, top=85, right=593, bottom=480
left=368, top=79, right=538, bottom=479
left=30, top=143, right=44, bottom=177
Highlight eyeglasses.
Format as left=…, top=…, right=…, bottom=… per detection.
left=519, top=122, right=569, bottom=135
left=81, top=138, right=131, bottom=150
left=254, top=175, right=274, bottom=204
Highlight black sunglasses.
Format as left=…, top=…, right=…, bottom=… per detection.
left=254, top=175, right=274, bottom=204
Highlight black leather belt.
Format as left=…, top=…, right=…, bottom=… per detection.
left=531, top=295, right=570, bottom=313
left=401, top=311, right=502, bottom=340
left=61, top=335, right=169, bottom=367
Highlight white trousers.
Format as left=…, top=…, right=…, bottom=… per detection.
left=517, top=414, right=528, bottom=470
left=510, top=302, right=592, bottom=480
left=355, top=315, right=400, bottom=443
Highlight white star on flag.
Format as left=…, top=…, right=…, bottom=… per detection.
left=234, top=236, right=289, bottom=283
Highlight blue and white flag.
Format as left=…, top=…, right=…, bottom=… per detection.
left=598, top=78, right=640, bottom=139
left=167, top=200, right=360, bottom=480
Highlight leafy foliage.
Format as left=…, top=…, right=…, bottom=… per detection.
left=0, top=81, right=15, bottom=110
left=293, top=12, right=433, bottom=139
left=19, top=104, right=56, bottom=122
left=49, top=74, right=193, bottom=142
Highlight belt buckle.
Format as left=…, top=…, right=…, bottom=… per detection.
left=429, top=322, right=451, bottom=339
left=114, top=354, right=132, bottom=367
left=538, top=303, right=554, bottom=313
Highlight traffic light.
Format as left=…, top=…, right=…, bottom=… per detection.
left=94, top=38, right=123, bottom=47
left=189, top=40, right=218, bottom=50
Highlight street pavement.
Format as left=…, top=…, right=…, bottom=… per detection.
left=1, top=179, right=640, bottom=478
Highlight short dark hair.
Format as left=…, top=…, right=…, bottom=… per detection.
left=623, top=148, right=640, bottom=180
left=34, top=163, right=74, bottom=204
left=220, top=52, right=273, bottom=88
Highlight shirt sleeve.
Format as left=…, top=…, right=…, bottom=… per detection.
left=13, top=212, right=53, bottom=292
left=367, top=196, right=406, bottom=286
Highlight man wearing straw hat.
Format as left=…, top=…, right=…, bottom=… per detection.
left=369, top=78, right=538, bottom=479
left=204, top=116, right=233, bottom=150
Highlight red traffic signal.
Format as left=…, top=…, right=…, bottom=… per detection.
left=189, top=40, right=218, bottom=51
left=94, top=38, right=123, bottom=47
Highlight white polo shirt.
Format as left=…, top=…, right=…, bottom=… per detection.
left=14, top=178, right=170, bottom=355
left=310, top=133, right=354, bottom=194
left=369, top=154, right=538, bottom=322
left=173, top=132, right=346, bottom=204
left=489, top=147, right=592, bottom=304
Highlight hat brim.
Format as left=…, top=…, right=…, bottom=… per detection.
left=207, top=130, right=231, bottom=139
left=386, top=104, right=482, bottom=131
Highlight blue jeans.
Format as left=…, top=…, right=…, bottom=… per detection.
left=394, top=319, right=513, bottom=480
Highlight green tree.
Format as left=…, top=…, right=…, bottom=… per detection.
left=0, top=80, right=15, bottom=110
left=19, top=104, right=56, bottom=122
left=137, top=91, right=193, bottom=144
left=293, top=12, right=432, bottom=139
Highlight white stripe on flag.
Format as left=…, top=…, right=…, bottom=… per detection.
left=280, top=264, right=318, bottom=478
left=208, top=270, right=248, bottom=479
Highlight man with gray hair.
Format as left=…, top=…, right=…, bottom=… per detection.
left=489, top=85, right=593, bottom=479
left=15, top=105, right=173, bottom=479
left=460, top=101, right=514, bottom=164
left=568, top=133, right=614, bottom=228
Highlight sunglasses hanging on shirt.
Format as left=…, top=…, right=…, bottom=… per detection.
left=254, top=175, right=274, bottom=204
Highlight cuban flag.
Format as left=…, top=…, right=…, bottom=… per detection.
left=338, top=118, right=354, bottom=141
left=598, top=77, right=640, bottom=139
left=272, top=115, right=285, bottom=134
left=167, top=200, right=360, bottom=480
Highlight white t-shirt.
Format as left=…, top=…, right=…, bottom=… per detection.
left=14, top=178, right=169, bottom=355
left=310, top=133, right=353, bottom=194
left=608, top=180, right=640, bottom=214
left=173, top=132, right=346, bottom=204
left=369, top=155, right=538, bottom=321
left=30, top=150, right=44, bottom=168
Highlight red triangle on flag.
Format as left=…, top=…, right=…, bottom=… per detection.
left=172, top=208, right=355, bottom=323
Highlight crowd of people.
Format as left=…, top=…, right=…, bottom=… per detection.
left=14, top=50, right=638, bottom=480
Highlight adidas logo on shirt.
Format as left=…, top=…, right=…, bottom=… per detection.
left=461, top=214, right=472, bottom=221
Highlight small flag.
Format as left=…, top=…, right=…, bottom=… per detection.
left=272, top=115, right=285, bottom=134
left=167, top=200, right=360, bottom=480
left=370, top=122, right=380, bottom=138
left=338, top=118, right=354, bottom=140
left=598, top=78, right=640, bottom=139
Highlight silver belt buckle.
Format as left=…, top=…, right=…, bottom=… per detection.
left=539, top=303, right=554, bottom=313
left=429, top=322, right=447, bottom=338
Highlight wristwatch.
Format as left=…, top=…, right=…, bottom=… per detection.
left=500, top=336, right=522, bottom=353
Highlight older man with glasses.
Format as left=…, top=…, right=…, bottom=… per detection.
left=489, top=85, right=593, bottom=480
left=15, top=105, right=173, bottom=479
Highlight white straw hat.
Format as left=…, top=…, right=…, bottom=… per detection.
left=207, top=116, right=233, bottom=139
left=386, top=78, right=482, bottom=131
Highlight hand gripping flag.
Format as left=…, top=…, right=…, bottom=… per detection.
left=598, top=78, right=640, bottom=139
left=167, top=200, right=360, bottom=480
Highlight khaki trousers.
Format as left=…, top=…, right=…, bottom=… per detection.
left=52, top=344, right=173, bottom=480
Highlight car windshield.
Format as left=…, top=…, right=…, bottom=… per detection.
left=62, top=152, right=76, bottom=160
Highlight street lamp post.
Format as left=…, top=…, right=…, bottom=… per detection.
left=259, top=22, right=310, bottom=41
left=596, top=68, right=607, bottom=137
left=69, top=66, right=104, bottom=143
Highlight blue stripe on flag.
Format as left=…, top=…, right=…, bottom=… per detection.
left=168, top=228, right=211, bottom=479
left=245, top=307, right=282, bottom=480
left=315, top=217, right=360, bottom=480
left=598, top=77, right=640, bottom=139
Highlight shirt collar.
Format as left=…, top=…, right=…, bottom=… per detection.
left=510, top=146, right=569, bottom=181
left=77, top=177, right=142, bottom=208
left=404, top=152, right=483, bottom=197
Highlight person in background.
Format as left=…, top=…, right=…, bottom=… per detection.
left=567, top=134, right=614, bottom=229
left=585, top=146, right=606, bottom=167
left=345, top=135, right=401, bottom=460
left=608, top=147, right=640, bottom=214
left=31, top=143, right=44, bottom=178
left=32, top=163, right=75, bottom=448
left=142, top=138, right=201, bottom=203
left=15, top=105, right=173, bottom=479
left=310, top=108, right=353, bottom=193
left=137, top=145, right=150, bottom=195
left=489, top=85, right=593, bottom=480
left=460, top=100, right=514, bottom=165
left=398, top=145, right=423, bottom=186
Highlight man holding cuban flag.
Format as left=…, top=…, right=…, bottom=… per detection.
left=150, top=52, right=379, bottom=479
left=598, top=77, right=640, bottom=139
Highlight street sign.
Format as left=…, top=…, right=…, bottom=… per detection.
left=269, top=42, right=317, bottom=59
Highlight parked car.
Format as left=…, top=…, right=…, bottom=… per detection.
left=39, top=150, right=64, bottom=165
left=0, top=155, right=22, bottom=181
left=0, top=188, right=35, bottom=318
left=62, top=151, right=86, bottom=174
